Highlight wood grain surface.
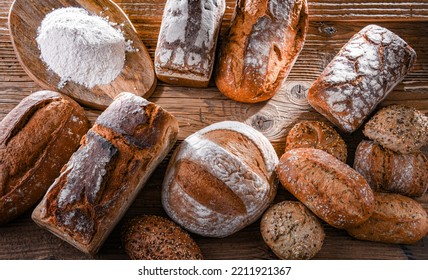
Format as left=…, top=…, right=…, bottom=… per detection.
left=0, top=0, right=427, bottom=260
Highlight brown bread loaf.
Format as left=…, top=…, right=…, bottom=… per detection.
left=260, top=201, right=325, bottom=260
left=0, top=90, right=89, bottom=225
left=346, top=192, right=428, bottom=244
left=155, top=0, right=226, bottom=87
left=162, top=121, right=278, bottom=237
left=363, top=105, right=428, bottom=154
left=122, top=215, right=203, bottom=260
left=307, top=25, right=416, bottom=133
left=215, top=0, right=309, bottom=103
left=32, top=92, right=179, bottom=254
left=277, top=148, right=375, bottom=229
left=354, top=140, right=428, bottom=197
left=285, top=120, right=347, bottom=163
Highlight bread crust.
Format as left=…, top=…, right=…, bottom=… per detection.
left=0, top=90, right=89, bottom=225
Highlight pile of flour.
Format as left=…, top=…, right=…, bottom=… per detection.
left=36, top=7, right=126, bottom=89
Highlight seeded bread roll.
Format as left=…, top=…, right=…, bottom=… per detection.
left=277, top=148, right=375, bottom=229
left=162, top=121, right=278, bottom=237
left=346, top=193, right=428, bottom=244
left=154, top=0, right=226, bottom=87
left=354, top=140, right=428, bottom=197
left=215, top=0, right=309, bottom=103
left=32, top=92, right=179, bottom=255
left=285, top=121, right=347, bottom=163
left=260, top=201, right=325, bottom=260
left=307, top=25, right=416, bottom=133
left=122, top=215, right=203, bottom=260
left=363, top=105, right=428, bottom=154
left=0, top=90, right=89, bottom=225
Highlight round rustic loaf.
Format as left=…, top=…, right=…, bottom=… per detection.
left=121, top=215, right=203, bottom=260
left=285, top=120, right=347, bottom=162
left=260, top=201, right=325, bottom=260
left=162, top=121, right=279, bottom=237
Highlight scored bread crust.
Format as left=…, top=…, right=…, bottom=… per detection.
left=162, top=121, right=278, bottom=237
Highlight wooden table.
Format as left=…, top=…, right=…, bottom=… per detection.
left=0, top=0, right=427, bottom=260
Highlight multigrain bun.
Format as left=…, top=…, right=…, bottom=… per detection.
left=346, top=193, right=428, bottom=244
left=215, top=0, right=309, bottom=103
left=277, top=148, right=375, bottom=229
left=260, top=201, right=325, bottom=260
left=363, top=105, right=428, bottom=154
left=354, top=140, right=428, bottom=197
left=122, top=215, right=203, bottom=260
left=162, top=121, right=278, bottom=237
left=307, top=25, right=416, bottom=133
left=285, top=121, right=347, bottom=162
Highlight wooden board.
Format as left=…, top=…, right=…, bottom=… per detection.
left=0, top=0, right=427, bottom=260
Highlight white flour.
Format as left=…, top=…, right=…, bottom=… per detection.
left=36, top=7, right=126, bottom=89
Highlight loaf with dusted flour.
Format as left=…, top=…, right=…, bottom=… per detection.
left=32, top=92, right=179, bottom=254
left=307, top=25, right=416, bottom=133
left=162, top=121, right=278, bottom=237
left=155, top=0, right=225, bottom=87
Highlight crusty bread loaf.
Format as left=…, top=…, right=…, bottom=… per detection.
left=346, top=192, right=428, bottom=244
left=154, top=0, right=225, bottom=87
left=122, top=215, right=203, bottom=260
left=0, top=90, right=89, bottom=225
left=32, top=92, right=179, bottom=255
left=260, top=201, right=325, bottom=260
left=307, top=25, right=416, bottom=133
left=363, top=105, right=428, bottom=154
left=162, top=121, right=278, bottom=237
left=285, top=121, right=347, bottom=163
left=277, top=148, right=375, bottom=229
left=215, top=0, right=309, bottom=103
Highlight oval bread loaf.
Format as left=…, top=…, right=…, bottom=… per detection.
left=122, top=215, right=203, bottom=260
left=0, top=90, right=89, bottom=225
left=260, top=201, right=325, bottom=260
left=277, top=148, right=375, bottom=229
left=346, top=192, right=428, bottom=244
left=162, top=121, right=278, bottom=237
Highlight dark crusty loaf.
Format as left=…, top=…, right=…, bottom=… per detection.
left=260, top=201, right=325, bottom=260
left=154, top=0, right=225, bottom=87
left=277, top=148, right=375, bottom=229
left=0, top=90, right=89, bottom=225
left=122, top=215, right=203, bottom=260
left=307, top=25, right=416, bottom=133
left=285, top=121, right=347, bottom=163
left=162, top=121, right=278, bottom=237
left=346, top=192, right=428, bottom=244
left=215, top=0, right=309, bottom=103
left=32, top=92, right=179, bottom=254
left=363, top=105, right=428, bottom=154
left=354, top=140, right=428, bottom=197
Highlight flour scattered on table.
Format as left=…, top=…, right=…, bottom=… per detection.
left=36, top=7, right=131, bottom=89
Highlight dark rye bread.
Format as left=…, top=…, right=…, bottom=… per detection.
left=215, top=0, right=309, bottom=103
left=32, top=92, right=179, bottom=255
left=354, top=140, right=428, bottom=197
left=363, top=105, right=428, bottom=154
left=0, top=90, right=89, bottom=225
left=122, top=215, right=203, bottom=260
left=307, top=25, right=416, bottom=133
left=346, top=192, right=428, bottom=244
left=162, top=121, right=278, bottom=237
left=154, top=0, right=225, bottom=87
left=285, top=121, right=347, bottom=163
left=260, top=201, right=325, bottom=260
left=277, top=148, right=375, bottom=229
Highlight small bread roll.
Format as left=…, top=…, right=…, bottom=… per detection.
left=260, top=201, right=325, bottom=260
left=363, top=105, right=428, bottom=154
left=285, top=121, right=347, bottom=163
left=122, top=215, right=203, bottom=260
